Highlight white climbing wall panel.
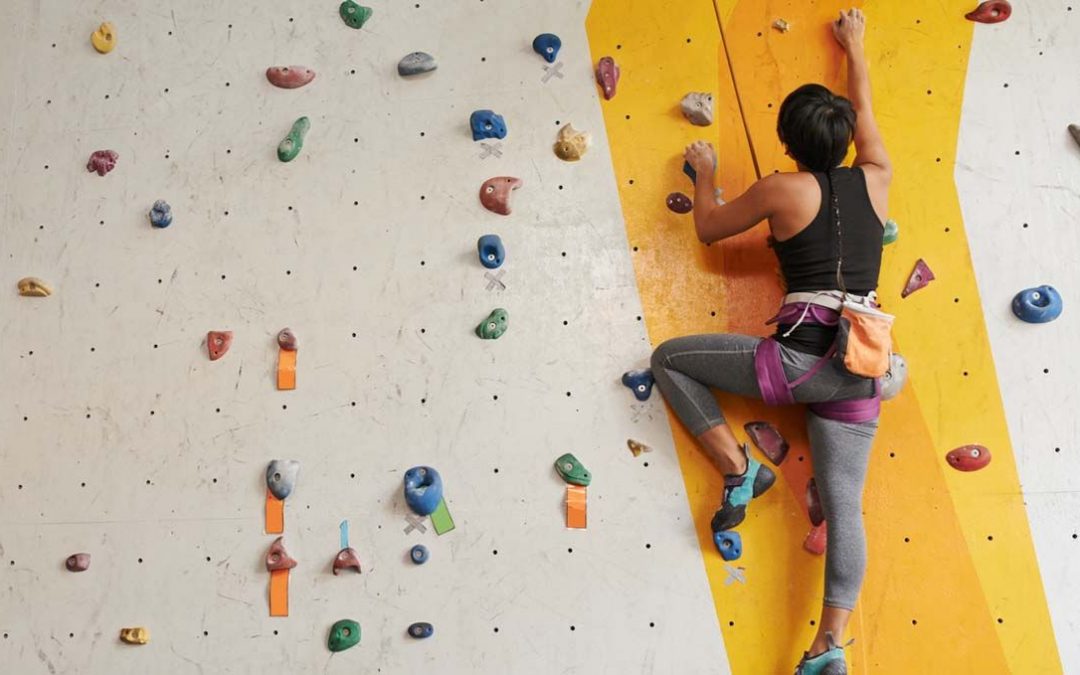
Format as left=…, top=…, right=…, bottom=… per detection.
left=956, top=2, right=1080, bottom=669
left=0, top=1, right=729, bottom=673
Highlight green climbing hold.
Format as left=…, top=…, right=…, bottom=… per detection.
left=327, top=619, right=360, bottom=652
left=475, top=308, right=509, bottom=340
left=883, top=219, right=899, bottom=246
left=554, top=453, right=592, bottom=486
left=277, top=117, right=310, bottom=163
left=339, top=1, right=372, bottom=29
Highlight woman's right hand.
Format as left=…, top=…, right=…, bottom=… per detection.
left=832, top=8, right=865, bottom=52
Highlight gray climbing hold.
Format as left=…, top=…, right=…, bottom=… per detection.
left=398, top=52, right=437, bottom=77
left=1069, top=124, right=1080, bottom=150
left=680, top=92, right=714, bottom=126
left=266, top=459, right=300, bottom=500
left=880, top=353, right=908, bottom=401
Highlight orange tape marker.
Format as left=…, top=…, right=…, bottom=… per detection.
left=269, top=569, right=289, bottom=617
left=265, top=489, right=284, bottom=535
left=277, top=349, right=296, bottom=390
left=566, top=485, right=587, bottom=529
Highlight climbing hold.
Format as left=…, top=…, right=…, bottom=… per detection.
left=277, top=117, right=310, bottom=163
left=627, top=439, right=652, bottom=457
left=804, top=523, right=826, bottom=556
left=86, top=150, right=118, bottom=176
left=680, top=92, right=714, bottom=126
left=17, top=277, right=52, bottom=297
left=554, top=453, right=592, bottom=486
left=91, top=22, right=116, bottom=54
left=946, top=444, right=992, bottom=472
left=266, top=460, right=300, bottom=500
left=883, top=219, right=899, bottom=245
left=553, top=124, right=591, bottom=162
left=119, top=627, right=149, bottom=645
left=206, top=331, right=233, bottom=361
left=398, top=52, right=437, bottom=77
left=880, top=353, right=908, bottom=401
left=339, top=1, right=372, bottom=29
left=744, top=421, right=790, bottom=465
left=65, top=553, right=91, bottom=572
left=403, top=466, right=444, bottom=516
left=328, top=619, right=361, bottom=652
left=666, top=192, right=693, bottom=214
left=532, top=34, right=562, bottom=63
left=408, top=622, right=434, bottom=639
left=333, top=547, right=362, bottom=575
left=266, top=536, right=298, bottom=571
left=1069, top=124, right=1080, bottom=149
left=595, top=56, right=620, bottom=100
left=477, top=235, right=505, bottom=269
left=773, top=18, right=792, bottom=33
left=470, top=110, right=507, bottom=141
left=713, top=531, right=742, bottom=561
left=901, top=258, right=935, bottom=298
left=806, top=478, right=824, bottom=526
left=148, top=200, right=172, bottom=228
left=277, top=328, right=298, bottom=351
left=475, top=308, right=509, bottom=339
left=683, top=161, right=697, bottom=183
left=479, top=176, right=522, bottom=216
left=409, top=544, right=429, bottom=565
left=965, top=0, right=1011, bottom=23
left=1011, top=285, right=1062, bottom=324
left=266, top=66, right=316, bottom=89
left=621, top=369, right=654, bottom=401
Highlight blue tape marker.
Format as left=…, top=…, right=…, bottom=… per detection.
left=340, top=520, right=349, bottom=550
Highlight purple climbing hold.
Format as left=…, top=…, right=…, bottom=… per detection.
left=901, top=258, right=935, bottom=298
left=744, top=421, right=789, bottom=465
left=806, top=478, right=824, bottom=526
left=666, top=192, right=693, bottom=214
left=65, top=553, right=91, bottom=572
left=87, top=150, right=118, bottom=176
left=595, top=56, right=620, bottom=100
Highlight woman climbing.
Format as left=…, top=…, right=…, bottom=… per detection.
left=650, top=9, right=889, bottom=675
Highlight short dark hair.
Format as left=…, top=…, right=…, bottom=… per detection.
left=776, top=84, right=856, bottom=172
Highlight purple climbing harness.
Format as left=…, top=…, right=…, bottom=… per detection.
left=754, top=301, right=881, bottom=423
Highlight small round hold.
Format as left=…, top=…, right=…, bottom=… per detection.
left=277, top=328, right=297, bottom=351
left=666, top=192, right=693, bottom=214
left=408, top=622, right=434, bottom=639
left=410, top=544, right=429, bottom=565
left=1011, top=285, right=1062, bottom=324
left=149, top=200, right=173, bottom=228
left=65, top=553, right=91, bottom=572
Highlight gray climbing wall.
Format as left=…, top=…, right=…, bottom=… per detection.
left=956, top=2, right=1080, bottom=668
left=0, top=1, right=729, bottom=673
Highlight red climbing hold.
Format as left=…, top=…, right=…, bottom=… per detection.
left=666, top=192, right=693, bottom=214
left=806, top=478, right=824, bottom=526
left=207, top=331, right=233, bottom=361
left=595, top=56, right=620, bottom=100
left=945, top=444, right=992, bottom=472
left=804, top=522, right=827, bottom=556
left=744, top=421, right=789, bottom=465
left=332, top=547, right=362, bottom=575
left=479, top=176, right=522, bottom=216
left=965, top=0, right=1011, bottom=24
left=901, top=258, right=935, bottom=298
left=265, top=536, right=298, bottom=572
left=86, top=149, right=118, bottom=176
left=266, top=66, right=316, bottom=89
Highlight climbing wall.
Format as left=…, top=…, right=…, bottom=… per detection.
left=586, top=0, right=1070, bottom=673
left=0, top=1, right=731, bottom=673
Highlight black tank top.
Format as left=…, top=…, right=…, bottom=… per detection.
left=771, top=167, right=884, bottom=355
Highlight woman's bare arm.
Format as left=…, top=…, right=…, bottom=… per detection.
left=685, top=140, right=780, bottom=244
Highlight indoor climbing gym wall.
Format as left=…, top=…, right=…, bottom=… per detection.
left=2, top=0, right=1079, bottom=674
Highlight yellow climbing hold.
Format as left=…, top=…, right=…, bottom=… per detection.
left=118, top=627, right=149, bottom=644
left=91, top=22, right=116, bottom=54
left=17, top=277, right=52, bottom=297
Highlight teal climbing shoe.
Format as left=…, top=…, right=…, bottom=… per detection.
left=794, top=633, right=853, bottom=675
left=710, top=443, right=775, bottom=532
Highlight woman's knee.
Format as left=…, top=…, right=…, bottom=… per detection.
left=650, top=339, right=678, bottom=370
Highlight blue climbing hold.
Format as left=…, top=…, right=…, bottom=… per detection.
left=149, top=200, right=172, bottom=228
left=713, top=530, right=742, bottom=561
left=470, top=110, right=507, bottom=142
left=621, top=369, right=654, bottom=401
left=403, top=466, right=443, bottom=516
left=408, top=622, right=434, bottom=639
left=683, top=161, right=697, bottom=183
left=477, top=234, right=505, bottom=269
left=410, top=544, right=429, bottom=565
left=1012, top=285, right=1062, bottom=324
left=532, top=33, right=561, bottom=63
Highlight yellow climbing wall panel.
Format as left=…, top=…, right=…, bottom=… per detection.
left=586, top=0, right=1060, bottom=672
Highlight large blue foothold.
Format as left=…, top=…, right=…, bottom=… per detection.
left=713, top=530, right=742, bottom=561
left=470, top=110, right=507, bottom=142
left=403, top=466, right=443, bottom=516
left=1012, top=285, right=1062, bottom=324
left=410, top=544, right=429, bottom=565
left=477, top=234, right=505, bottom=269
left=532, top=33, right=562, bottom=63
left=621, top=369, right=654, bottom=401
left=149, top=200, right=173, bottom=228
left=408, top=622, right=434, bottom=639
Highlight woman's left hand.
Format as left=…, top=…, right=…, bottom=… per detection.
left=684, top=140, right=716, bottom=177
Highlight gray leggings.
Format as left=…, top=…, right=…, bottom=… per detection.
left=650, top=333, right=878, bottom=610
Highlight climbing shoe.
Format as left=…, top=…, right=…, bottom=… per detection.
left=794, top=632, right=853, bottom=675
left=710, top=443, right=776, bottom=532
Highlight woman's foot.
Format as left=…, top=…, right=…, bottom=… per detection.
left=710, top=443, right=776, bottom=532
left=794, top=632, right=852, bottom=675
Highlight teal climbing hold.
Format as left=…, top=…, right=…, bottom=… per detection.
left=339, top=1, right=372, bottom=29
